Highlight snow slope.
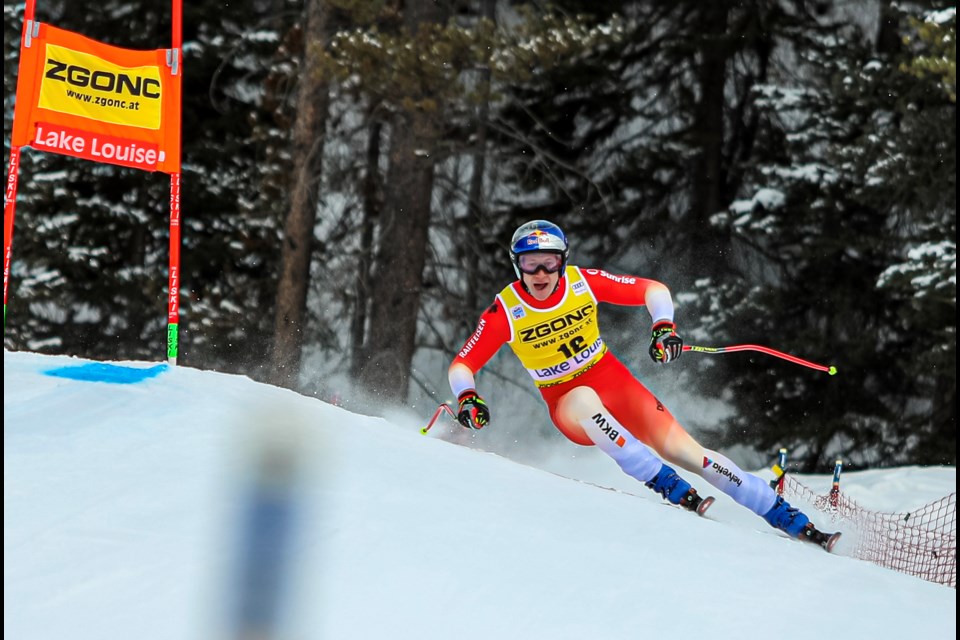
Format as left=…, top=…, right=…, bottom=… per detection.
left=4, top=350, right=956, bottom=640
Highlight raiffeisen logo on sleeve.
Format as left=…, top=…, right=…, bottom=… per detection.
left=458, top=318, right=487, bottom=358
left=38, top=44, right=163, bottom=130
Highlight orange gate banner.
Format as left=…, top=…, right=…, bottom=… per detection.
left=11, top=23, right=181, bottom=174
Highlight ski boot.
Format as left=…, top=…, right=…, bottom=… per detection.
left=763, top=496, right=841, bottom=552
left=646, top=465, right=715, bottom=517
left=762, top=495, right=810, bottom=536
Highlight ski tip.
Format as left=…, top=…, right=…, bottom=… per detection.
left=801, top=524, right=841, bottom=552
left=824, top=531, right=842, bottom=553
left=697, top=495, right=716, bottom=517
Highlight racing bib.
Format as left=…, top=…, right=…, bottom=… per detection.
left=498, top=267, right=606, bottom=387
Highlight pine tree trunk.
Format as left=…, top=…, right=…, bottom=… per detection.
left=349, top=119, right=383, bottom=380
left=690, top=3, right=730, bottom=274
left=269, top=0, right=329, bottom=389
left=357, top=112, right=437, bottom=403
left=463, top=0, right=497, bottom=330
left=355, top=0, right=447, bottom=404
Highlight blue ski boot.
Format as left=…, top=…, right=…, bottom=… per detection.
left=762, top=495, right=810, bottom=537
left=646, top=465, right=714, bottom=516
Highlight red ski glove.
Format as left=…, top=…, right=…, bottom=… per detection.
left=649, top=321, right=683, bottom=364
left=456, top=391, right=490, bottom=429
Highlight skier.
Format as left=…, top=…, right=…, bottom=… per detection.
left=448, top=219, right=837, bottom=549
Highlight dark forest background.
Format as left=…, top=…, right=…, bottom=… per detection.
left=4, top=0, right=955, bottom=471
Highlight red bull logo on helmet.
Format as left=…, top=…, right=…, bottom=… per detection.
left=521, top=229, right=560, bottom=250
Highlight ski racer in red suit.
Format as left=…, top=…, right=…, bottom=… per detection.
left=449, top=220, right=835, bottom=546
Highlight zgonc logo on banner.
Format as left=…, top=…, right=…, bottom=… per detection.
left=12, top=23, right=181, bottom=173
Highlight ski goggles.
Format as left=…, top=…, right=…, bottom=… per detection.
left=517, top=252, right=563, bottom=275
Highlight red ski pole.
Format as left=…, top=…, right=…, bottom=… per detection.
left=683, top=344, right=837, bottom=375
left=421, top=403, right=457, bottom=435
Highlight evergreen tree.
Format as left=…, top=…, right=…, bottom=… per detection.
left=695, top=3, right=956, bottom=469
left=268, top=0, right=332, bottom=390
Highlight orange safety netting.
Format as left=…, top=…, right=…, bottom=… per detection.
left=782, top=476, right=956, bottom=588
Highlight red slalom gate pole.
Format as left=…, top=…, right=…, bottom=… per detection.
left=830, top=458, right=843, bottom=508
left=683, top=344, right=837, bottom=375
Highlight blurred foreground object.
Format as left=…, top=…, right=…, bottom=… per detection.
left=228, top=410, right=313, bottom=640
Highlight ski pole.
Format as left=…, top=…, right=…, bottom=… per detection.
left=421, top=403, right=457, bottom=435
left=683, top=344, right=837, bottom=375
